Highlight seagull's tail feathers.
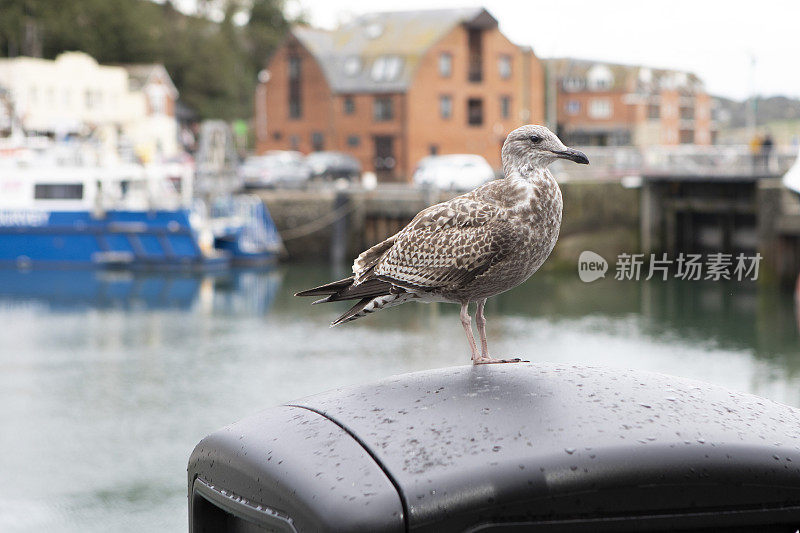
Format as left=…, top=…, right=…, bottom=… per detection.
left=294, top=277, right=353, bottom=298
left=296, top=277, right=395, bottom=303
left=297, top=275, right=415, bottom=326
left=331, top=293, right=414, bottom=327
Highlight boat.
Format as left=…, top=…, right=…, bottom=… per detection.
left=0, top=138, right=282, bottom=269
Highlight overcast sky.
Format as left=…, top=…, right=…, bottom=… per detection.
left=278, top=0, right=800, bottom=101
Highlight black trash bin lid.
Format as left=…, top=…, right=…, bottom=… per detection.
left=289, top=363, right=800, bottom=531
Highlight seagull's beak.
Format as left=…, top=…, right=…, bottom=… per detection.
left=552, top=148, right=589, bottom=165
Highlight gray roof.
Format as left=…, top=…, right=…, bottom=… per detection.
left=292, top=8, right=497, bottom=94
left=545, top=58, right=704, bottom=94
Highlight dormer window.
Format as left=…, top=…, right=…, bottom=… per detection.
left=563, top=77, right=584, bottom=92
left=344, top=56, right=361, bottom=77
left=371, top=56, right=403, bottom=82
left=587, top=65, right=613, bottom=91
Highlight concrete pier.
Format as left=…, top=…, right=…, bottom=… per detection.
left=257, top=173, right=800, bottom=283
left=638, top=173, right=800, bottom=283
left=256, top=181, right=639, bottom=269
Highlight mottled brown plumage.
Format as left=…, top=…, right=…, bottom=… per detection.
left=296, top=125, right=588, bottom=364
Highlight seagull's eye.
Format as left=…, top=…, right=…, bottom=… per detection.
left=529, top=135, right=542, bottom=144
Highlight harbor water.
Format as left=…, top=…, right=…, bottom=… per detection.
left=0, top=264, right=799, bottom=531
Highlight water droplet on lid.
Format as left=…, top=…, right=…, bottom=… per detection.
left=564, top=447, right=576, bottom=454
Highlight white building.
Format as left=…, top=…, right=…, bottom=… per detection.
left=0, top=52, right=180, bottom=158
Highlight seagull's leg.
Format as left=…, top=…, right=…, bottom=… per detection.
left=475, top=298, right=490, bottom=357
left=473, top=299, right=525, bottom=365
left=460, top=302, right=480, bottom=363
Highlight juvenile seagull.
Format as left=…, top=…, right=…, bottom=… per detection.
left=296, top=125, right=588, bottom=364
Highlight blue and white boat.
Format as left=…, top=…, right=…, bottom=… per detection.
left=0, top=140, right=282, bottom=269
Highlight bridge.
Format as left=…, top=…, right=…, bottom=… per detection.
left=550, top=144, right=797, bottom=181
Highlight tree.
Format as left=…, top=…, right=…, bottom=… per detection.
left=0, top=0, right=290, bottom=120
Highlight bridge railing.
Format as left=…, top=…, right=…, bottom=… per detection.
left=552, top=145, right=798, bottom=180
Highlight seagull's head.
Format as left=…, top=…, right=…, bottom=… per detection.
left=502, top=124, right=589, bottom=173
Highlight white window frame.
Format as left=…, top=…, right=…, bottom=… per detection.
left=588, top=98, right=612, bottom=118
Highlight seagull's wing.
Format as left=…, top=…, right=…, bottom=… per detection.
left=352, top=234, right=397, bottom=283
left=372, top=197, right=517, bottom=291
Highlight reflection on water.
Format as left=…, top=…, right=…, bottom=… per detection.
left=0, top=264, right=798, bottom=532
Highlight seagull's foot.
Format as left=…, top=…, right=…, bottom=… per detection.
left=472, top=356, right=529, bottom=365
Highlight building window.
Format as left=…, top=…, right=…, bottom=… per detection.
left=347, top=135, right=360, bottom=147
left=563, top=77, right=583, bottom=92
left=679, top=129, right=694, bottom=144
left=429, top=144, right=439, bottom=155
left=273, top=131, right=282, bottom=140
left=289, top=134, right=299, bottom=150
left=467, top=29, right=483, bottom=82
left=439, top=95, right=452, bottom=119
left=588, top=98, right=612, bottom=118
left=467, top=98, right=483, bottom=126
left=680, top=106, right=695, bottom=120
left=311, top=132, right=324, bottom=151
left=344, top=56, right=361, bottom=77
left=594, top=78, right=611, bottom=90
left=566, top=100, right=580, bottom=115
left=647, top=104, right=660, bottom=119
left=373, top=96, right=393, bottom=121
left=500, top=95, right=511, bottom=119
left=498, top=55, right=512, bottom=79
left=371, top=55, right=403, bottom=81
left=587, top=65, right=613, bottom=91
left=147, top=86, right=166, bottom=115
left=439, top=53, right=452, bottom=77
left=344, top=96, right=355, bottom=115
left=288, top=56, right=302, bottom=119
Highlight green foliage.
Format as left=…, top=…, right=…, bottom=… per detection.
left=0, top=0, right=289, bottom=120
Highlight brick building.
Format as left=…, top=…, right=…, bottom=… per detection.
left=255, top=8, right=545, bottom=181
left=546, top=58, right=714, bottom=147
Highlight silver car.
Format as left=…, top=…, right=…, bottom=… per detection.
left=412, top=154, right=496, bottom=190
left=240, top=151, right=312, bottom=189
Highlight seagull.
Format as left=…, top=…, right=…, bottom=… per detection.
left=296, top=125, right=588, bottom=364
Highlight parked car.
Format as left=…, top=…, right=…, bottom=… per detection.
left=412, top=154, right=495, bottom=190
left=306, top=151, right=361, bottom=181
left=240, top=151, right=311, bottom=189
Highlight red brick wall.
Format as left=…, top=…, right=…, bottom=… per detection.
left=406, top=24, right=545, bottom=175
left=554, top=77, right=713, bottom=146
left=256, top=35, right=334, bottom=154
left=331, top=93, right=406, bottom=180
left=694, top=92, right=712, bottom=145
left=556, top=90, right=636, bottom=133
